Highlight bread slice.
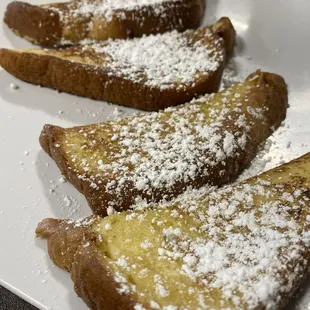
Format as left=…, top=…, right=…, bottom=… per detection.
left=0, top=18, right=235, bottom=110
left=36, top=152, right=310, bottom=309
left=39, top=71, right=287, bottom=216
left=4, top=0, right=205, bottom=46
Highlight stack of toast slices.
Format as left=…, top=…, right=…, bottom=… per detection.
left=1, top=0, right=309, bottom=309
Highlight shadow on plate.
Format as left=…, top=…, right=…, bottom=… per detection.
left=2, top=23, right=35, bottom=49
left=35, top=150, right=91, bottom=220
left=35, top=238, right=88, bottom=310
left=0, top=70, right=136, bottom=125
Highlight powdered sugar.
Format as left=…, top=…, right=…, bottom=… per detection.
left=76, top=0, right=176, bottom=20
left=219, top=58, right=241, bottom=90
left=84, top=28, right=223, bottom=89
left=56, top=0, right=178, bottom=23
left=238, top=122, right=299, bottom=181
left=58, top=73, right=282, bottom=211
left=67, top=216, right=96, bottom=228
left=173, top=182, right=310, bottom=308
left=154, top=274, right=170, bottom=298
left=102, top=163, right=310, bottom=309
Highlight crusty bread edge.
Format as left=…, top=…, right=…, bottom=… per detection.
left=4, top=0, right=206, bottom=47
left=0, top=46, right=225, bottom=111
left=0, top=17, right=234, bottom=110
left=39, top=124, right=104, bottom=215
left=4, top=1, right=61, bottom=46
left=211, top=17, right=236, bottom=57
left=36, top=218, right=139, bottom=310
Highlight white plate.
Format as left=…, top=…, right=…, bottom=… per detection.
left=0, top=1, right=310, bottom=309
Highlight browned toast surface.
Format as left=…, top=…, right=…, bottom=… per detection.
left=39, top=71, right=287, bottom=216
left=0, top=18, right=235, bottom=110
left=4, top=0, right=205, bottom=46
left=36, top=152, right=310, bottom=309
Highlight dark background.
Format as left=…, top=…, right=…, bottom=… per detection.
left=0, top=286, right=37, bottom=310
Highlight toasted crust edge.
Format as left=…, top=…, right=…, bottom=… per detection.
left=39, top=124, right=97, bottom=209
left=36, top=218, right=138, bottom=310
left=4, top=0, right=206, bottom=47
left=0, top=46, right=225, bottom=111
left=211, top=17, right=236, bottom=57
left=36, top=217, right=98, bottom=271
left=4, top=1, right=61, bottom=46
left=0, top=17, right=235, bottom=110
left=71, top=245, right=138, bottom=310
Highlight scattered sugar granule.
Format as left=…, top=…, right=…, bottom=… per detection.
left=140, top=240, right=153, bottom=249
left=113, top=107, right=123, bottom=118
left=10, top=83, right=19, bottom=90
left=105, top=223, right=112, bottom=230
left=63, top=195, right=71, bottom=207
left=154, top=274, right=169, bottom=298
left=53, top=0, right=199, bottom=38
left=107, top=206, right=115, bottom=215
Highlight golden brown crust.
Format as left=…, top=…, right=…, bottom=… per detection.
left=0, top=47, right=224, bottom=111
left=71, top=245, right=137, bottom=310
left=211, top=17, right=236, bottom=57
left=4, top=1, right=62, bottom=46
left=254, top=71, right=288, bottom=129
left=39, top=124, right=97, bottom=207
left=36, top=218, right=97, bottom=271
left=36, top=218, right=137, bottom=309
left=0, top=19, right=234, bottom=110
left=38, top=71, right=288, bottom=216
left=4, top=0, right=206, bottom=47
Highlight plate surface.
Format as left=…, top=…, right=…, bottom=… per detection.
left=0, top=1, right=310, bottom=309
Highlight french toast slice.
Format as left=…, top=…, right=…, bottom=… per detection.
left=39, top=71, right=287, bottom=216
left=4, top=0, right=206, bottom=47
left=36, top=152, right=310, bottom=309
left=0, top=18, right=235, bottom=110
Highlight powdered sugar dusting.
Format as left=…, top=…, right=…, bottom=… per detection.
left=81, top=28, right=224, bottom=89
left=171, top=182, right=310, bottom=308
left=239, top=122, right=300, bottom=181
left=95, top=160, right=310, bottom=309
left=55, top=0, right=178, bottom=22
left=220, top=58, right=241, bottom=90
left=49, top=0, right=195, bottom=44
left=58, top=73, right=278, bottom=211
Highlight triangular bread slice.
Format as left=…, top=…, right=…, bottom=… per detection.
left=36, top=152, right=310, bottom=309
left=4, top=0, right=206, bottom=46
left=0, top=18, right=235, bottom=110
left=39, top=71, right=287, bottom=216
